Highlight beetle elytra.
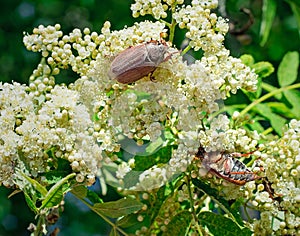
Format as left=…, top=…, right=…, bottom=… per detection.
left=109, top=41, right=171, bottom=84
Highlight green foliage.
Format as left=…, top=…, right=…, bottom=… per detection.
left=227, top=51, right=300, bottom=135
left=40, top=173, right=75, bottom=209
left=259, top=0, right=277, bottom=46
left=287, top=0, right=300, bottom=38
left=198, top=212, right=252, bottom=236
left=162, top=211, right=192, bottom=236
left=93, top=198, right=143, bottom=218
left=278, top=51, right=299, bottom=87
left=192, top=179, right=244, bottom=227
left=0, top=0, right=134, bottom=84
left=134, top=146, right=173, bottom=171
left=20, top=173, right=75, bottom=210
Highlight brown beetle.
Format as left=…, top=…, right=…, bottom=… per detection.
left=109, top=41, right=171, bottom=84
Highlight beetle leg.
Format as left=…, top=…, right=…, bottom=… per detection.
left=149, top=72, right=157, bottom=82
left=226, top=170, right=257, bottom=175
left=230, top=149, right=257, bottom=157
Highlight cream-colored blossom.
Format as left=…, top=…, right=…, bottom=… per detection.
left=0, top=82, right=35, bottom=186
left=249, top=119, right=300, bottom=235
left=127, top=143, right=193, bottom=191
left=0, top=82, right=107, bottom=187
left=131, top=0, right=184, bottom=19
left=173, top=2, right=228, bottom=52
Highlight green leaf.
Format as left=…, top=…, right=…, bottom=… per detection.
left=283, top=90, right=300, bottom=118
left=40, top=173, right=76, bottom=209
left=162, top=211, right=192, bottom=236
left=285, top=0, right=300, bottom=7
left=142, top=185, right=171, bottom=225
left=267, top=102, right=296, bottom=119
left=71, top=185, right=88, bottom=199
left=278, top=51, right=299, bottom=87
left=116, top=213, right=140, bottom=227
left=252, top=61, right=274, bottom=78
left=43, top=187, right=64, bottom=209
left=198, top=212, right=252, bottom=236
left=224, top=104, right=247, bottom=116
left=102, top=162, right=120, bottom=189
left=259, top=0, right=277, bottom=46
left=93, top=198, right=143, bottom=218
left=144, top=136, right=164, bottom=154
left=23, top=191, right=38, bottom=214
left=71, top=185, right=104, bottom=204
left=240, top=54, right=255, bottom=66
left=109, top=228, right=120, bottom=236
left=134, top=146, right=172, bottom=171
left=42, top=158, right=72, bottom=185
left=192, top=179, right=244, bottom=226
left=270, top=116, right=286, bottom=136
left=87, top=189, right=104, bottom=204
left=164, top=129, right=176, bottom=141
left=126, top=89, right=151, bottom=102
left=122, top=170, right=140, bottom=189
left=255, top=104, right=286, bottom=135
left=247, top=119, right=265, bottom=133
left=18, top=171, right=48, bottom=197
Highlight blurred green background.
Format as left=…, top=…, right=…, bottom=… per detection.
left=0, top=0, right=299, bottom=235
left=0, top=0, right=134, bottom=84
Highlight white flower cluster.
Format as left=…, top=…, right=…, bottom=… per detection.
left=172, top=1, right=257, bottom=93
left=23, top=24, right=63, bottom=57
left=110, top=89, right=172, bottom=142
left=24, top=24, right=103, bottom=76
left=132, top=143, right=194, bottom=191
left=0, top=82, right=103, bottom=187
left=173, top=1, right=225, bottom=52
left=131, top=0, right=185, bottom=19
left=249, top=119, right=300, bottom=235
left=0, top=83, right=34, bottom=186
left=19, top=0, right=258, bottom=193
left=97, top=21, right=167, bottom=57
left=199, top=114, right=259, bottom=153
left=88, top=3, right=256, bottom=190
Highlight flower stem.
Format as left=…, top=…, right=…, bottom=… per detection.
left=168, top=2, right=178, bottom=43
left=261, top=127, right=273, bottom=136
left=185, top=174, right=203, bottom=236
left=34, top=214, right=46, bottom=236
left=181, top=45, right=192, bottom=56
left=169, top=19, right=176, bottom=43
left=240, top=83, right=300, bottom=116
left=243, top=201, right=253, bottom=223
